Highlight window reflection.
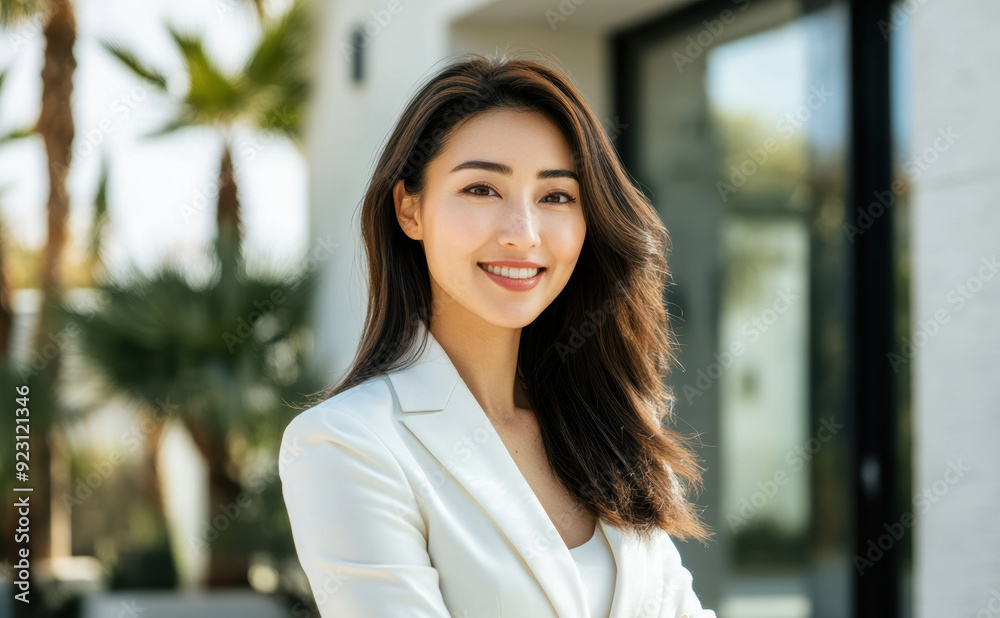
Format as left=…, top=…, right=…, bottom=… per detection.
left=624, top=0, right=853, bottom=615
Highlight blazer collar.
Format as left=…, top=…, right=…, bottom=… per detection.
left=386, top=319, right=665, bottom=618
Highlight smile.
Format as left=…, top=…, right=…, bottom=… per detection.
left=477, top=263, right=546, bottom=291
left=479, top=263, right=542, bottom=279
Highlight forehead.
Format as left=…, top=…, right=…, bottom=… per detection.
left=435, top=108, right=576, bottom=169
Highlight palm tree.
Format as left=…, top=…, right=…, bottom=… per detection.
left=0, top=65, right=40, bottom=568
left=71, top=0, right=317, bottom=586
left=0, top=211, right=11, bottom=360
left=63, top=253, right=324, bottom=587
left=0, top=0, right=78, bottom=565
left=0, top=0, right=76, bottom=305
left=100, top=0, right=312, bottom=282
left=0, top=66, right=35, bottom=359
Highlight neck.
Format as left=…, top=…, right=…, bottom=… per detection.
left=428, top=312, right=531, bottom=425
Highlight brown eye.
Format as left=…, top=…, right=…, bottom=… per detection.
left=464, top=183, right=499, bottom=197
left=543, top=191, right=577, bottom=204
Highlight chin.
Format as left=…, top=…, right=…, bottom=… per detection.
left=479, top=310, right=541, bottom=331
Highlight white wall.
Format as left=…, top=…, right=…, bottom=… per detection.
left=449, top=23, right=609, bottom=120
left=911, top=0, right=1000, bottom=615
left=303, top=0, right=496, bottom=379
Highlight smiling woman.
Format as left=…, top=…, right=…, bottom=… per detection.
left=394, top=107, right=586, bottom=322
left=278, top=52, right=716, bottom=618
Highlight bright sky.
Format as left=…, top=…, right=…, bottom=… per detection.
left=706, top=1, right=909, bottom=157
left=0, top=0, right=307, bottom=280
left=705, top=2, right=850, bottom=153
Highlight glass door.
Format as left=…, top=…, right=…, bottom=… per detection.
left=613, top=1, right=855, bottom=615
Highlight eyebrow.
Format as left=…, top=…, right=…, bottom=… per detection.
left=449, top=159, right=579, bottom=182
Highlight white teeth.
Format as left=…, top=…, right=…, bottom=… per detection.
left=482, top=264, right=541, bottom=279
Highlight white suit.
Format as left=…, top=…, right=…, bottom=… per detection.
left=279, top=319, right=716, bottom=617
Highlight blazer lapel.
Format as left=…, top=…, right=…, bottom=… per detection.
left=600, top=519, right=662, bottom=618
left=387, top=320, right=660, bottom=618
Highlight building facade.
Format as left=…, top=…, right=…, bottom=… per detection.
left=303, top=0, right=1000, bottom=615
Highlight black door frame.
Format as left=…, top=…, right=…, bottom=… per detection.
left=611, top=0, right=901, bottom=615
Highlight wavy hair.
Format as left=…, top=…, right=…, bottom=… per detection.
left=308, top=51, right=711, bottom=544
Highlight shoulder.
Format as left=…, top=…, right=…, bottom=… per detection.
left=283, top=374, right=395, bottom=435
left=651, top=530, right=716, bottom=616
left=278, top=375, right=397, bottom=474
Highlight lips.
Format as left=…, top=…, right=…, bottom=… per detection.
left=478, top=263, right=545, bottom=279
left=477, top=263, right=546, bottom=291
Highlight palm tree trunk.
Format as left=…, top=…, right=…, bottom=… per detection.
left=29, top=0, right=77, bottom=565
left=0, top=214, right=12, bottom=360
left=142, top=415, right=179, bottom=583
left=145, top=417, right=167, bottom=512
left=186, top=421, right=250, bottom=587
left=216, top=141, right=242, bottom=284
left=37, top=0, right=75, bottom=300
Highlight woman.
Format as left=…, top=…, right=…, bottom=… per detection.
left=279, top=52, right=716, bottom=618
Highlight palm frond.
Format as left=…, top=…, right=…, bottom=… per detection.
left=0, top=125, right=35, bottom=145
left=166, top=23, right=247, bottom=124
left=245, top=0, right=267, bottom=21
left=87, top=150, right=110, bottom=263
left=99, top=38, right=170, bottom=90
left=61, top=257, right=323, bottom=433
left=244, top=0, right=310, bottom=87
left=139, top=115, right=195, bottom=139
left=0, top=0, right=44, bottom=26
left=242, top=0, right=312, bottom=136
left=0, top=69, right=37, bottom=143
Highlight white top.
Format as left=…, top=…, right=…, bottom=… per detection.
left=568, top=523, right=617, bottom=618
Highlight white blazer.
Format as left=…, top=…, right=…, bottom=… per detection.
left=279, top=320, right=716, bottom=618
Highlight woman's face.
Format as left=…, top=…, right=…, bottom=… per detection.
left=394, top=108, right=587, bottom=329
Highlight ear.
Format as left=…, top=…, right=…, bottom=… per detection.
left=393, top=179, right=423, bottom=241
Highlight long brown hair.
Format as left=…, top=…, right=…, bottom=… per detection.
left=307, top=51, right=711, bottom=544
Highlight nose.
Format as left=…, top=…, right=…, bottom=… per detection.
left=496, top=194, right=540, bottom=250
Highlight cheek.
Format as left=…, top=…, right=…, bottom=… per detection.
left=544, top=213, right=587, bottom=265
left=423, top=198, right=489, bottom=270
